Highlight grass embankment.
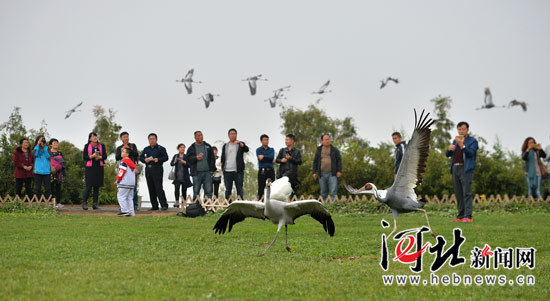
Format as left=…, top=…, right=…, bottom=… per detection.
left=0, top=209, right=548, bottom=300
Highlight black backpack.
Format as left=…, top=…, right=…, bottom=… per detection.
left=181, top=202, right=206, bottom=218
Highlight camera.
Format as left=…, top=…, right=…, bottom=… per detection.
left=41, top=138, right=46, bottom=144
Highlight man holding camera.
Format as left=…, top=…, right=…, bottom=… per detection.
left=445, top=121, right=479, bottom=223
left=276, top=134, right=302, bottom=197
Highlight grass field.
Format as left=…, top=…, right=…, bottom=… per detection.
left=0, top=211, right=549, bottom=300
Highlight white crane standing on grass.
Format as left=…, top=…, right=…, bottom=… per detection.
left=213, top=177, right=335, bottom=256
left=345, top=109, right=436, bottom=239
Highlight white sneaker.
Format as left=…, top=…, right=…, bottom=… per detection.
left=56, top=204, right=64, bottom=208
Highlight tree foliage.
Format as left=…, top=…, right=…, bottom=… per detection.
left=0, top=106, right=122, bottom=204
left=430, top=95, right=454, bottom=152
left=92, top=105, right=122, bottom=156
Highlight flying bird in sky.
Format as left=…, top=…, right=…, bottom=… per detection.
left=176, top=69, right=202, bottom=94
left=508, top=99, right=528, bottom=112
left=65, top=101, right=83, bottom=119
left=242, top=74, right=268, bottom=96
left=379, top=77, right=399, bottom=89
left=312, top=80, right=331, bottom=94
left=198, top=93, right=219, bottom=109
left=273, top=85, right=291, bottom=94
left=265, top=89, right=287, bottom=108
left=476, top=88, right=505, bottom=110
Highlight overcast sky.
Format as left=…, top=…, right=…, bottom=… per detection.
left=1, top=0, right=549, bottom=202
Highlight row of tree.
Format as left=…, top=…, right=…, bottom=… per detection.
left=0, top=106, right=124, bottom=204
left=243, top=96, right=541, bottom=198
left=0, top=97, right=544, bottom=204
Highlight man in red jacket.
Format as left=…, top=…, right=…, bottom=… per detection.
left=13, top=138, right=34, bottom=199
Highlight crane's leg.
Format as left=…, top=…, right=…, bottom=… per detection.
left=387, top=209, right=399, bottom=240
left=285, top=225, right=291, bottom=252
left=419, top=209, right=436, bottom=238
left=387, top=218, right=397, bottom=241
left=258, top=223, right=283, bottom=256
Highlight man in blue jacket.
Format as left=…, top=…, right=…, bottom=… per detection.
left=445, top=121, right=479, bottom=223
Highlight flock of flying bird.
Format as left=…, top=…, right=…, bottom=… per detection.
left=477, top=87, right=528, bottom=111
left=174, top=69, right=404, bottom=109
left=173, top=68, right=530, bottom=112
left=61, top=71, right=529, bottom=117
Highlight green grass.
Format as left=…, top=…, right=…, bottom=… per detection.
left=0, top=211, right=549, bottom=300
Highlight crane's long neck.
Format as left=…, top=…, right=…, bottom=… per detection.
left=371, top=186, right=385, bottom=202
left=265, top=185, right=271, bottom=206
left=372, top=187, right=380, bottom=200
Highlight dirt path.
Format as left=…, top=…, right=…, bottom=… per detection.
left=58, top=205, right=181, bottom=216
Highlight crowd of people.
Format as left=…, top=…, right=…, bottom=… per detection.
left=11, top=122, right=550, bottom=220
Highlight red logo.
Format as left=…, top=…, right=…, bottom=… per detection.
left=394, top=235, right=430, bottom=264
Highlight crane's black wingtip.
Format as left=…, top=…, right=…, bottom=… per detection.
left=327, top=216, right=335, bottom=237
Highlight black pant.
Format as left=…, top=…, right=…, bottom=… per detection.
left=146, top=166, right=168, bottom=209
left=257, top=168, right=275, bottom=199
left=34, top=174, right=51, bottom=199
left=15, top=178, right=33, bottom=199
left=83, top=185, right=100, bottom=205
left=224, top=171, right=244, bottom=200
left=174, top=181, right=187, bottom=202
left=212, top=177, right=221, bottom=198
left=51, top=179, right=62, bottom=203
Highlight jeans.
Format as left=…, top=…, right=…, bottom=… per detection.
left=193, top=171, right=212, bottom=200
left=452, top=165, right=474, bottom=219
left=319, top=173, right=338, bottom=201
left=525, top=175, right=542, bottom=198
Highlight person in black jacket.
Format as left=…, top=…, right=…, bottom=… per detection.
left=171, top=143, right=192, bottom=207
left=139, top=133, right=169, bottom=211
left=82, top=132, right=107, bottom=210
left=186, top=131, right=216, bottom=200
left=115, top=131, right=140, bottom=210
left=392, top=132, right=407, bottom=178
left=312, top=134, right=342, bottom=201
left=276, top=134, right=302, bottom=197
left=221, top=128, right=249, bottom=200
